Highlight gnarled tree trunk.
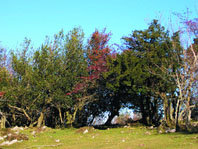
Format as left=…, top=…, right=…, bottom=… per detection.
left=58, top=107, right=63, bottom=124
left=37, top=112, right=44, bottom=128
left=0, top=112, right=6, bottom=129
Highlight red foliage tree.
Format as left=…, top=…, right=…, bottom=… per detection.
left=0, top=91, right=5, bottom=97
left=86, top=29, right=111, bottom=80
left=66, top=29, right=112, bottom=95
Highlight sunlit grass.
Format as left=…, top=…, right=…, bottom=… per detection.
left=1, top=126, right=198, bottom=149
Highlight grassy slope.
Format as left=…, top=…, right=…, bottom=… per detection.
left=1, top=126, right=198, bottom=149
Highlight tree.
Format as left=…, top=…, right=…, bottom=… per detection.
left=84, top=29, right=116, bottom=126
left=168, top=17, right=198, bottom=130
left=59, top=27, right=88, bottom=127
left=67, top=29, right=113, bottom=126
left=31, top=28, right=88, bottom=127
left=148, top=17, right=198, bottom=131
left=104, top=20, right=180, bottom=126
left=0, top=47, right=11, bottom=128
left=3, top=28, right=88, bottom=128
left=5, top=39, right=36, bottom=126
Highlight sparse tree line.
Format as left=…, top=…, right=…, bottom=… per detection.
left=0, top=17, right=197, bottom=132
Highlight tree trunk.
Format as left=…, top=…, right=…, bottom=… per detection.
left=71, top=106, right=79, bottom=127
left=152, top=98, right=160, bottom=126
left=8, top=105, right=31, bottom=122
left=175, top=99, right=180, bottom=131
left=163, top=95, right=173, bottom=127
left=169, top=102, right=174, bottom=122
left=140, top=99, right=148, bottom=125
left=185, top=102, right=192, bottom=130
left=0, top=114, right=6, bottom=129
left=37, top=112, right=44, bottom=128
left=146, top=97, right=152, bottom=125
left=58, top=107, right=63, bottom=124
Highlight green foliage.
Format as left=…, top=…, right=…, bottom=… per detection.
left=2, top=28, right=88, bottom=127
left=104, top=20, right=182, bottom=126
left=0, top=48, right=10, bottom=92
left=0, top=19, right=195, bottom=131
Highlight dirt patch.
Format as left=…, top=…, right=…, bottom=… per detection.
left=7, top=133, right=28, bottom=141
left=76, top=126, right=95, bottom=134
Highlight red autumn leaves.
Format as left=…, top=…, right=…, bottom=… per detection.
left=66, top=29, right=112, bottom=96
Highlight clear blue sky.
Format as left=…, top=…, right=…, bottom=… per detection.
left=0, top=0, right=197, bottom=49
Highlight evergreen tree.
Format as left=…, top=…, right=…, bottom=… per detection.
left=104, top=20, right=181, bottom=126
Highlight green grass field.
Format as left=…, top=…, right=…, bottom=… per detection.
left=0, top=126, right=198, bottom=149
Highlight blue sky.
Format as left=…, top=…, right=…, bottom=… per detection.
left=0, top=0, right=197, bottom=49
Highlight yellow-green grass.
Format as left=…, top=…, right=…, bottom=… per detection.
left=1, top=126, right=197, bottom=149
